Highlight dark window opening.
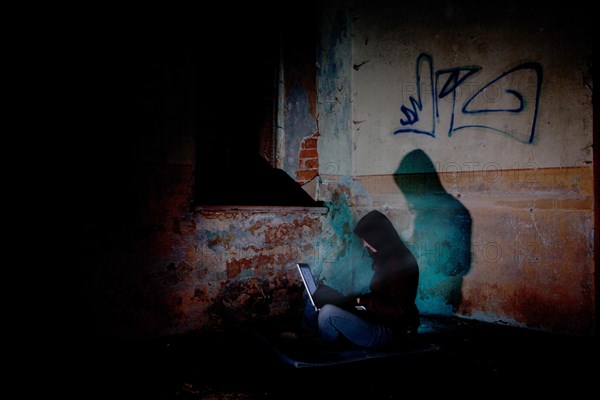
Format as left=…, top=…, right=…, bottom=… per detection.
left=194, top=7, right=321, bottom=207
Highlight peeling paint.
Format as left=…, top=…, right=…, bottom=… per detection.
left=283, top=85, right=318, bottom=177
left=88, top=0, right=593, bottom=341
left=317, top=0, right=353, bottom=176
left=316, top=180, right=374, bottom=297
left=350, top=165, right=594, bottom=334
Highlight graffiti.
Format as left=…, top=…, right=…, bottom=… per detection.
left=397, top=53, right=436, bottom=130
left=394, top=53, right=543, bottom=144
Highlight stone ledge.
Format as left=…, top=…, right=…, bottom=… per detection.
left=195, top=205, right=329, bottom=214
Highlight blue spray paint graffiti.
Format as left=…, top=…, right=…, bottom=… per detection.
left=394, top=53, right=543, bottom=144
left=398, top=53, right=436, bottom=131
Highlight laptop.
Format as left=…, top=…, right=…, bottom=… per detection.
left=296, top=263, right=366, bottom=312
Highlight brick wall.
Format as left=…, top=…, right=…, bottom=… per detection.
left=296, top=131, right=320, bottom=185
left=85, top=161, right=329, bottom=339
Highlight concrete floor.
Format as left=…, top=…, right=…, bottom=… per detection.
left=78, top=316, right=596, bottom=399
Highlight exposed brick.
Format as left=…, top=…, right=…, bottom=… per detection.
left=299, top=149, right=318, bottom=159
left=303, top=158, right=319, bottom=170
left=301, top=137, right=318, bottom=149
left=298, top=157, right=319, bottom=171
left=297, top=170, right=318, bottom=182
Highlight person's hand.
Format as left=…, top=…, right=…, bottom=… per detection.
left=356, top=297, right=361, bottom=304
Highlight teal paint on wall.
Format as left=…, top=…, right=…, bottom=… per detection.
left=315, top=159, right=472, bottom=316
left=314, top=183, right=375, bottom=297
left=395, top=150, right=472, bottom=315
left=313, top=0, right=593, bottom=334
left=312, top=189, right=353, bottom=292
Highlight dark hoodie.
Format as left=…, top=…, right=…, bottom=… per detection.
left=354, top=210, right=419, bottom=333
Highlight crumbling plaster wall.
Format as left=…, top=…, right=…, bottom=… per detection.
left=312, top=0, right=594, bottom=335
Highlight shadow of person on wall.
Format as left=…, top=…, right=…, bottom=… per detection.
left=394, top=150, right=472, bottom=314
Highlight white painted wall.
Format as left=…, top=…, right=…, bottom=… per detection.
left=348, top=1, right=592, bottom=175
left=315, top=0, right=594, bottom=333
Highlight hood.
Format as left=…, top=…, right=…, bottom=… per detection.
left=354, top=210, right=402, bottom=256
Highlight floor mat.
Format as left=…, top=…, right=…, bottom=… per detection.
left=252, top=331, right=441, bottom=368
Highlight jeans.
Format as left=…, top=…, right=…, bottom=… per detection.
left=302, top=302, right=396, bottom=349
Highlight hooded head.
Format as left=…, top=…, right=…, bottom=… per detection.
left=354, top=210, right=402, bottom=257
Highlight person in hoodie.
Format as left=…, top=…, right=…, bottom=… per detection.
left=314, top=210, right=420, bottom=348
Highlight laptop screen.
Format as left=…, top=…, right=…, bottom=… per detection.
left=297, top=263, right=317, bottom=295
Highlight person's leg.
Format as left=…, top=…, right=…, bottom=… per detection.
left=317, top=304, right=395, bottom=348
left=300, top=300, right=319, bottom=335
left=281, top=300, right=318, bottom=340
